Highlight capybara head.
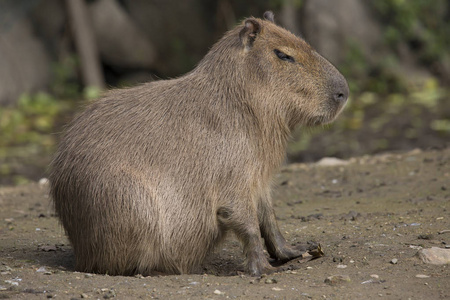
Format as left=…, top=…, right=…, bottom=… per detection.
left=201, top=11, right=348, bottom=128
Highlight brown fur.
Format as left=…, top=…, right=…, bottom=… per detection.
left=49, top=12, right=348, bottom=276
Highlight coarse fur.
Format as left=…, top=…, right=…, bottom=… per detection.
left=50, top=12, right=348, bottom=276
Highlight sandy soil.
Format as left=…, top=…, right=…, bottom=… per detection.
left=0, top=148, right=449, bottom=299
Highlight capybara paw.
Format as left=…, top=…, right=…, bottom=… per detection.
left=247, top=259, right=276, bottom=277
left=275, top=241, right=319, bottom=262
left=274, top=245, right=303, bottom=262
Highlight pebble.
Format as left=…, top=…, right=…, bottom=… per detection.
left=361, top=279, right=378, bottom=284
left=316, top=157, right=350, bottom=167
left=271, top=287, right=283, bottom=291
left=264, top=278, right=277, bottom=284
left=213, top=289, right=224, bottom=295
left=39, top=178, right=49, bottom=185
left=81, top=293, right=89, bottom=298
left=324, top=275, right=351, bottom=286
left=370, top=274, right=379, bottom=279
left=4, top=280, right=19, bottom=286
left=85, top=273, right=93, bottom=278
left=417, top=234, right=434, bottom=240
left=390, top=258, right=398, bottom=264
left=337, top=264, right=347, bottom=269
left=415, top=274, right=430, bottom=278
left=102, top=289, right=116, bottom=299
left=301, top=293, right=312, bottom=298
left=418, top=247, right=450, bottom=265
left=0, top=266, right=12, bottom=272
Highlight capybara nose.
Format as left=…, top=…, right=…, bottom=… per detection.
left=332, top=77, right=349, bottom=104
left=333, top=92, right=347, bottom=103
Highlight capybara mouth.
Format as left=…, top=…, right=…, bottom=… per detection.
left=309, top=99, right=347, bottom=126
left=307, top=115, right=329, bottom=126
left=307, top=111, right=340, bottom=126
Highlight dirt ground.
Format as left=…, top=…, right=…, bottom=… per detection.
left=0, top=147, right=449, bottom=299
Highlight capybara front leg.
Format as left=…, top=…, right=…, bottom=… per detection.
left=241, top=230, right=275, bottom=276
left=218, top=206, right=274, bottom=276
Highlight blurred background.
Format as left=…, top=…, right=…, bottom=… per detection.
left=0, top=0, right=449, bottom=186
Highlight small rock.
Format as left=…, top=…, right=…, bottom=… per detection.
left=39, top=178, right=49, bottom=185
left=418, top=247, right=450, bottom=265
left=0, top=266, right=12, bottom=272
left=81, top=293, right=89, bottom=298
left=370, top=274, right=379, bottom=279
left=44, top=271, right=52, bottom=275
left=38, top=245, right=57, bottom=252
left=4, top=280, right=19, bottom=286
left=103, top=289, right=116, bottom=299
left=324, top=275, right=351, bottom=286
left=316, top=157, right=349, bottom=167
left=264, top=278, right=277, bottom=284
left=390, top=258, right=398, bottom=264
left=418, top=234, right=434, bottom=240
left=341, top=210, right=361, bottom=221
left=361, top=279, right=376, bottom=284
left=337, top=264, right=347, bottom=269
left=300, top=213, right=323, bottom=222
left=85, top=273, right=93, bottom=278
left=36, top=267, right=47, bottom=273
left=271, top=287, right=283, bottom=291
left=213, top=289, right=224, bottom=295
left=415, top=274, right=430, bottom=278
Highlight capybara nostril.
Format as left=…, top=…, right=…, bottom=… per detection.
left=331, top=75, right=349, bottom=104
left=334, top=92, right=347, bottom=103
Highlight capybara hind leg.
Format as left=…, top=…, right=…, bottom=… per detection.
left=258, top=197, right=304, bottom=262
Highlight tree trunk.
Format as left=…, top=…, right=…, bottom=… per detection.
left=65, top=0, right=105, bottom=90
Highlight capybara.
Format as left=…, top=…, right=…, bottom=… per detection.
left=50, top=11, right=348, bottom=276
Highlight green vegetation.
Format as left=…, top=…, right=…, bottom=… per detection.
left=287, top=0, right=450, bottom=161
left=372, top=0, right=450, bottom=69
left=0, top=93, right=74, bottom=185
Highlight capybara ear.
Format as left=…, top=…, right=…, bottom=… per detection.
left=263, top=11, right=275, bottom=23
left=239, top=18, right=261, bottom=50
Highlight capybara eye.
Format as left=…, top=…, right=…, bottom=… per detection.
left=274, top=49, right=295, bottom=63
